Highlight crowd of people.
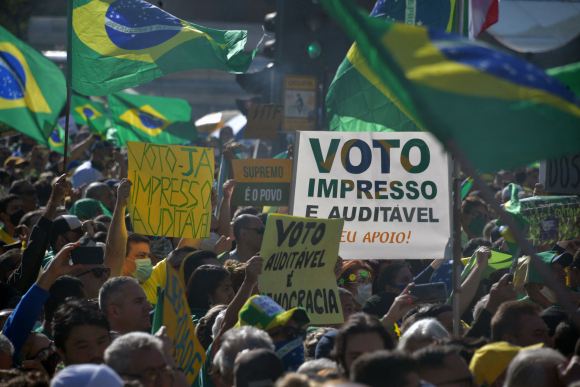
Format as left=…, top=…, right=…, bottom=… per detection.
left=0, top=130, right=579, bottom=387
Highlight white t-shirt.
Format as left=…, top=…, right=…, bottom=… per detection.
left=72, top=161, right=103, bottom=190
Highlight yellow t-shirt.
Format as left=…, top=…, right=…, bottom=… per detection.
left=0, top=227, right=17, bottom=245
left=141, top=258, right=168, bottom=306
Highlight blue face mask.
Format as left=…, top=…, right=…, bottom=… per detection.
left=274, top=337, right=304, bottom=372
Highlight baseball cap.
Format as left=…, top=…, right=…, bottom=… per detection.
left=50, top=363, right=123, bottom=387
left=91, top=140, right=117, bottom=152
left=362, top=291, right=398, bottom=318
left=552, top=252, right=573, bottom=268
left=234, top=348, right=284, bottom=387
left=50, top=215, right=84, bottom=246
left=469, top=341, right=543, bottom=386
left=235, top=295, right=310, bottom=331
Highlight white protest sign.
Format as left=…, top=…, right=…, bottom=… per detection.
left=290, top=131, right=451, bottom=259
left=539, top=154, right=580, bottom=195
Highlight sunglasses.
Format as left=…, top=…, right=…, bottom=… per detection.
left=244, top=226, right=265, bottom=235
left=76, top=267, right=111, bottom=279
left=269, top=326, right=307, bottom=341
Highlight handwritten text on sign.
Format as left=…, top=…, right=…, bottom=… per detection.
left=163, top=265, right=206, bottom=384
left=231, top=159, right=293, bottom=206
left=259, top=214, right=344, bottom=325
left=127, top=141, right=214, bottom=238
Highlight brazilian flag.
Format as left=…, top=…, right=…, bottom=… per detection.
left=0, top=25, right=66, bottom=146
left=71, top=94, right=109, bottom=132
left=68, top=0, right=257, bottom=96
left=108, top=92, right=197, bottom=146
left=48, top=123, right=68, bottom=154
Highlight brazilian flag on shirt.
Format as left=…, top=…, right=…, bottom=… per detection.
left=108, top=92, right=197, bottom=146
left=0, top=25, right=66, bottom=146
left=68, top=0, right=257, bottom=96
left=71, top=94, right=109, bottom=132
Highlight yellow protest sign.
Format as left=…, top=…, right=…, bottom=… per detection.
left=127, top=141, right=214, bottom=238
left=231, top=159, right=293, bottom=206
left=153, top=264, right=206, bottom=384
left=259, top=214, right=344, bottom=325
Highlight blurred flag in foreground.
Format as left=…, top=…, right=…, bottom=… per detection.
left=108, top=92, right=197, bottom=146
left=318, top=0, right=580, bottom=172
left=68, top=0, right=257, bottom=96
left=0, top=25, right=66, bottom=145
left=71, top=94, right=108, bottom=132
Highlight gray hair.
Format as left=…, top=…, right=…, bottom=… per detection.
left=0, top=334, right=14, bottom=356
left=104, top=332, right=164, bottom=376
left=297, top=359, right=338, bottom=376
left=85, top=182, right=109, bottom=199
left=473, top=294, right=489, bottom=321
left=503, top=348, right=566, bottom=387
left=99, top=277, right=139, bottom=316
left=337, top=287, right=353, bottom=298
left=213, top=326, right=274, bottom=385
left=212, top=309, right=227, bottom=339
left=398, top=318, right=449, bottom=353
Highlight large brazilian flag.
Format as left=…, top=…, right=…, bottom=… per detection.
left=71, top=94, right=109, bottom=132
left=108, top=92, right=198, bottom=146
left=326, top=0, right=455, bottom=133
left=68, top=0, right=257, bottom=96
left=0, top=25, right=66, bottom=145
left=318, top=0, right=580, bottom=171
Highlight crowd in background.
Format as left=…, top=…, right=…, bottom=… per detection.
left=0, top=129, right=579, bottom=387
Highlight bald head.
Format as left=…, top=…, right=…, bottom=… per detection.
left=85, top=182, right=115, bottom=212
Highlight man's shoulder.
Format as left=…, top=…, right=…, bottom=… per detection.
left=72, top=161, right=93, bottom=174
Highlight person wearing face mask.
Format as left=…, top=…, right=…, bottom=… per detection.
left=519, top=252, right=579, bottom=308
left=0, top=194, right=25, bottom=245
left=338, top=260, right=374, bottom=309
left=460, top=197, right=490, bottom=248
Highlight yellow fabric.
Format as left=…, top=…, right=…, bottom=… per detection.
left=469, top=341, right=544, bottom=386
left=142, top=258, right=168, bottom=305
left=0, top=227, right=17, bottom=245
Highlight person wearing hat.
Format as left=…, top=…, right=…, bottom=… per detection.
left=517, top=252, right=579, bottom=308
left=236, top=295, right=311, bottom=372
left=72, top=140, right=125, bottom=192
left=469, top=341, right=544, bottom=387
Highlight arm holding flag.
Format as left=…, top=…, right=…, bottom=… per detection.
left=457, top=247, right=490, bottom=316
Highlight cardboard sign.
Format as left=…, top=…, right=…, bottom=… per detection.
left=231, top=159, right=293, bottom=206
left=155, top=264, right=206, bottom=384
left=290, top=131, right=452, bottom=259
left=259, top=214, right=345, bottom=325
left=243, top=104, right=283, bottom=139
left=517, top=196, right=580, bottom=246
left=282, top=75, right=317, bottom=131
left=127, top=141, right=214, bottom=238
left=539, top=154, right=580, bottom=195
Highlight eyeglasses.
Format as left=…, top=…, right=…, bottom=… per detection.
left=76, top=267, right=111, bottom=279
left=471, top=211, right=489, bottom=220
left=244, top=226, right=265, bottom=235
left=122, top=365, right=174, bottom=384
left=269, top=326, right=307, bottom=341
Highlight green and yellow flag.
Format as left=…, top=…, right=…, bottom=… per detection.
left=71, top=94, right=109, bottom=132
left=0, top=25, right=66, bottom=145
left=108, top=92, right=197, bottom=146
left=48, top=123, right=69, bottom=154
left=68, top=0, right=257, bottom=96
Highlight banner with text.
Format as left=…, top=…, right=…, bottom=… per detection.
left=518, top=196, right=580, bottom=246
left=231, top=159, right=293, bottom=206
left=153, top=264, right=206, bottom=384
left=127, top=141, right=214, bottom=238
left=290, top=132, right=451, bottom=259
left=539, top=154, right=580, bottom=195
left=259, top=214, right=344, bottom=325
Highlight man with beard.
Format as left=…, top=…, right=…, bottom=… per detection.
left=53, top=299, right=111, bottom=365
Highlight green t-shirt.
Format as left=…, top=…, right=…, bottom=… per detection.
left=35, top=327, right=53, bottom=341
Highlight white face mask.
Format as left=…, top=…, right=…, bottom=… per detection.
left=539, top=285, right=559, bottom=304
left=199, top=232, right=220, bottom=251
left=354, top=284, right=372, bottom=305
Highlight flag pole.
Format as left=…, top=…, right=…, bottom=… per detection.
left=62, top=87, right=71, bottom=175
left=445, top=139, right=580, bottom=329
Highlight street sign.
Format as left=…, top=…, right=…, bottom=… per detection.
left=282, top=75, right=317, bottom=131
